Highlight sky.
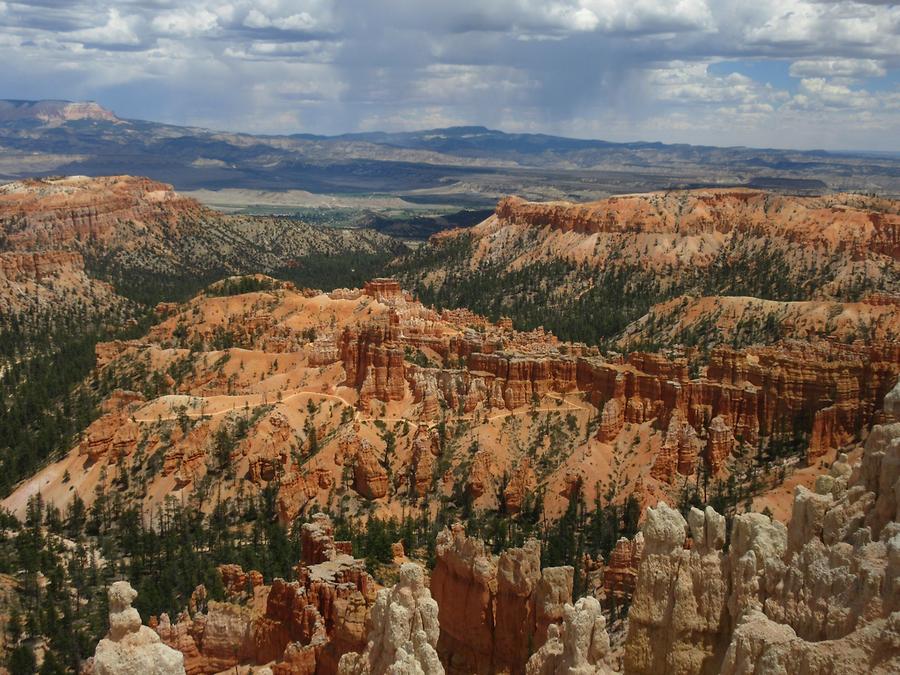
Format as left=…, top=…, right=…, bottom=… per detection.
left=0, top=0, right=899, bottom=150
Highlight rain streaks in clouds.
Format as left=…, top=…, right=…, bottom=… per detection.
left=0, top=0, right=898, bottom=149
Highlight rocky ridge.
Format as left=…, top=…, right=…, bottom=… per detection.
left=0, top=250, right=128, bottom=318
left=395, top=189, right=900, bottom=348
left=492, top=192, right=900, bottom=256
left=0, top=174, right=404, bottom=283
left=616, top=293, right=900, bottom=351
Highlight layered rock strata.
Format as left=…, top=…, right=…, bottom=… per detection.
left=340, top=306, right=898, bottom=481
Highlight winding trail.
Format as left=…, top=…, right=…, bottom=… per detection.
left=130, top=387, right=590, bottom=436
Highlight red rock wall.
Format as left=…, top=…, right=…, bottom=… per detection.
left=430, top=526, right=573, bottom=675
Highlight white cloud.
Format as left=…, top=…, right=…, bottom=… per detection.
left=68, top=8, right=140, bottom=47
left=241, top=1, right=336, bottom=33
left=789, top=58, right=886, bottom=79
left=646, top=62, right=777, bottom=106
left=792, top=77, right=876, bottom=110
left=152, top=9, right=219, bottom=38
left=741, top=0, right=900, bottom=55
left=580, top=0, right=714, bottom=34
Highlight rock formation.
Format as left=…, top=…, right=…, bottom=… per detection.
left=0, top=175, right=401, bottom=282
left=5, top=267, right=899, bottom=537
left=596, top=398, right=625, bottom=443
left=624, top=377, right=900, bottom=674
left=363, top=278, right=406, bottom=302
left=338, top=563, right=443, bottom=675
left=301, top=512, right=353, bottom=565
left=602, top=534, right=644, bottom=599
left=350, top=437, right=390, bottom=500
left=624, top=503, right=730, bottom=674
left=650, top=411, right=701, bottom=482
left=503, top=459, right=537, bottom=514
left=155, top=516, right=376, bottom=674
left=92, top=581, right=186, bottom=675
left=704, top=415, right=734, bottom=475
left=525, top=597, right=614, bottom=675
left=430, top=525, right=573, bottom=674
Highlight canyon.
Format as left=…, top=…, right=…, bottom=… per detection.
left=1, top=174, right=899, bottom=674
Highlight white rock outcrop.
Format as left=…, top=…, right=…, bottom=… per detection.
left=624, top=503, right=730, bottom=675
left=338, top=563, right=443, bottom=675
left=525, top=596, right=614, bottom=675
left=92, top=581, right=186, bottom=675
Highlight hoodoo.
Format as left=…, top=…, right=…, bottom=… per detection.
left=90, top=581, right=186, bottom=675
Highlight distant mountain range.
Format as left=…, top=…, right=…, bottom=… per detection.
left=2, top=99, right=899, bottom=201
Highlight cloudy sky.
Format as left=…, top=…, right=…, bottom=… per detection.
left=0, top=0, right=898, bottom=150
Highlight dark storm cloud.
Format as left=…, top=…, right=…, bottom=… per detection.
left=0, top=0, right=897, bottom=149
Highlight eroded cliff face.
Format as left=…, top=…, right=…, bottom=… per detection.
left=430, top=525, right=574, bottom=675
left=488, top=191, right=900, bottom=285
left=493, top=192, right=900, bottom=252
left=0, top=175, right=202, bottom=251
left=0, top=174, right=401, bottom=280
left=337, top=288, right=898, bottom=480
left=623, top=379, right=900, bottom=674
